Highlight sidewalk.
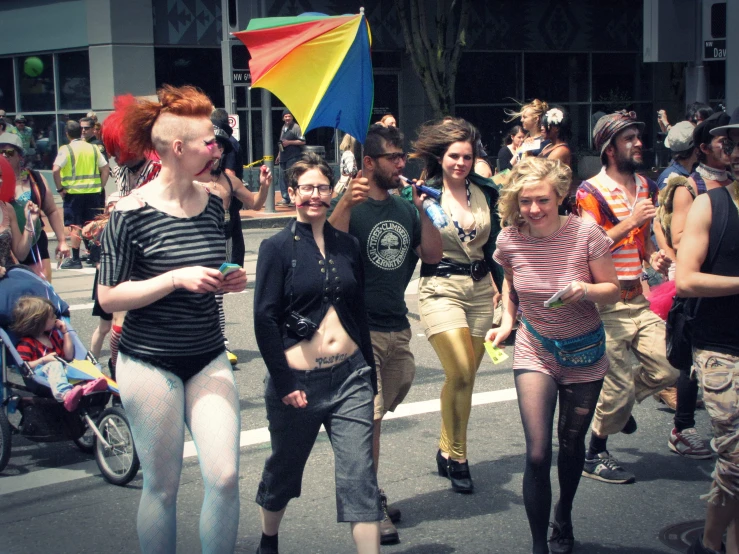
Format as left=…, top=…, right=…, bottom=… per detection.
left=238, top=202, right=295, bottom=229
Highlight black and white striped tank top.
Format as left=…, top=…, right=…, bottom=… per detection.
left=98, top=194, right=227, bottom=357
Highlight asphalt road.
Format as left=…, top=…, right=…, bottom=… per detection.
left=0, top=228, right=715, bottom=554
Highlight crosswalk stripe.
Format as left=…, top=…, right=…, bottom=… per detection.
left=0, top=387, right=517, bottom=496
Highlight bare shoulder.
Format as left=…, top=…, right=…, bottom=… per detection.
left=113, top=193, right=146, bottom=212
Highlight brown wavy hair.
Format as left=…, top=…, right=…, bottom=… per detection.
left=410, top=118, right=480, bottom=181
left=10, top=296, right=56, bottom=338
left=123, top=85, right=214, bottom=157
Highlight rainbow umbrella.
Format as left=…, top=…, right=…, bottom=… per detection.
left=234, top=10, right=374, bottom=143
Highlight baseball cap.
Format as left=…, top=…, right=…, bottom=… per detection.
left=0, top=131, right=24, bottom=154
left=709, top=106, right=739, bottom=137
left=14, top=114, right=26, bottom=123
left=664, top=121, right=695, bottom=152
left=593, top=110, right=645, bottom=155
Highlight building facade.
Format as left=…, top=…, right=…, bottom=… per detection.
left=0, top=0, right=728, bottom=172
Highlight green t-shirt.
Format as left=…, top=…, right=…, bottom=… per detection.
left=330, top=194, right=421, bottom=332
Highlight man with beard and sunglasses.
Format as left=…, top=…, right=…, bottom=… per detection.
left=576, top=111, right=678, bottom=484
left=329, top=124, right=442, bottom=544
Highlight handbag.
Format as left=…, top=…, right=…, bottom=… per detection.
left=665, top=186, right=730, bottom=372
left=521, top=318, right=606, bottom=368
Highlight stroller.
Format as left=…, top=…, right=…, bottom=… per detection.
left=0, top=265, right=139, bottom=486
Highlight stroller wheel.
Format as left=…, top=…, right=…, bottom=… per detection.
left=94, top=406, right=139, bottom=486
left=0, top=410, right=11, bottom=472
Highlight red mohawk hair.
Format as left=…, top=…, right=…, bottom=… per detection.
left=101, top=94, right=139, bottom=165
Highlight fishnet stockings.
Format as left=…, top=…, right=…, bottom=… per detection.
left=117, top=353, right=241, bottom=553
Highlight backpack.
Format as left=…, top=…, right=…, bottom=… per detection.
left=656, top=173, right=697, bottom=250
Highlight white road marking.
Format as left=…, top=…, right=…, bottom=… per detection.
left=0, top=387, right=517, bottom=496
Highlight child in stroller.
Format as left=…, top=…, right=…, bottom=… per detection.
left=11, top=296, right=108, bottom=411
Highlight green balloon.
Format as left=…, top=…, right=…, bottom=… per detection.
left=24, top=57, right=44, bottom=78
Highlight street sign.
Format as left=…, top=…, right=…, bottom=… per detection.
left=228, top=113, right=240, bottom=141
left=704, top=40, right=726, bottom=60
left=232, top=70, right=251, bottom=84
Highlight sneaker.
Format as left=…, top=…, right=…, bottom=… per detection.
left=548, top=521, right=574, bottom=554
left=59, top=258, right=83, bottom=269
left=582, top=451, right=635, bottom=484
left=654, top=387, right=678, bottom=411
left=226, top=349, right=238, bottom=366
left=668, top=428, right=713, bottom=459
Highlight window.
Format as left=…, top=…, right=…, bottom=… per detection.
left=523, top=53, right=588, bottom=103
left=58, top=51, right=91, bottom=110
left=0, top=58, right=16, bottom=113
left=154, top=48, right=224, bottom=107
left=592, top=53, right=652, bottom=107
left=456, top=52, right=522, bottom=105
left=18, top=54, right=54, bottom=112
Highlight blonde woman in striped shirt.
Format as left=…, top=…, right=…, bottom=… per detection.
left=487, top=157, right=619, bottom=554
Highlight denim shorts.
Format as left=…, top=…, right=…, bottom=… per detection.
left=256, top=351, right=382, bottom=522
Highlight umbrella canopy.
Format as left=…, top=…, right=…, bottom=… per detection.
left=234, top=11, right=374, bottom=143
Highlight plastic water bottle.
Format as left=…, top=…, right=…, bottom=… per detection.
left=423, top=198, right=448, bottom=229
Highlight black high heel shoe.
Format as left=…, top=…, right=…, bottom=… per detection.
left=436, top=449, right=474, bottom=493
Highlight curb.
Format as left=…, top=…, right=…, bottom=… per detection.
left=240, top=215, right=294, bottom=230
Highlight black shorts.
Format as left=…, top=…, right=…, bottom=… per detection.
left=20, top=230, right=50, bottom=263
left=91, top=268, right=112, bottom=320
left=63, top=192, right=104, bottom=228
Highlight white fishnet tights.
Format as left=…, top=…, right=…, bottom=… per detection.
left=117, top=353, right=241, bottom=554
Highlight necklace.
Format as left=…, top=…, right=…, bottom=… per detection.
left=696, top=163, right=728, bottom=183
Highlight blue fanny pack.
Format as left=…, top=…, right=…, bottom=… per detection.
left=521, top=318, right=606, bottom=367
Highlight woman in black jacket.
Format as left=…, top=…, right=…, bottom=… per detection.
left=253, top=152, right=381, bottom=554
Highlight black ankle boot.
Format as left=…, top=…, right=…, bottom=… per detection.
left=436, top=449, right=474, bottom=493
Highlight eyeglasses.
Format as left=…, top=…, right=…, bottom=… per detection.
left=373, top=152, right=407, bottom=164
left=0, top=149, right=17, bottom=157
left=721, top=139, right=737, bottom=156
left=296, top=184, right=332, bottom=195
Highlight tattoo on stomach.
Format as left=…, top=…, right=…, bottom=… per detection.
left=315, top=353, right=349, bottom=368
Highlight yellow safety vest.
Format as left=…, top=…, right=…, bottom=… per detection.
left=59, top=140, right=103, bottom=194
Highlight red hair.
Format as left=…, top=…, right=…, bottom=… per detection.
left=0, top=155, right=16, bottom=203
left=101, top=94, right=138, bottom=165
left=122, top=85, right=214, bottom=157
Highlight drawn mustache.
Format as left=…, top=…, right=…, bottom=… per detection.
left=296, top=201, right=331, bottom=208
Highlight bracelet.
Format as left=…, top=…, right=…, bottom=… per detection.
left=171, top=273, right=177, bottom=291
left=24, top=226, right=34, bottom=233
left=583, top=283, right=589, bottom=300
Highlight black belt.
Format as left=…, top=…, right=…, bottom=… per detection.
left=420, top=259, right=490, bottom=281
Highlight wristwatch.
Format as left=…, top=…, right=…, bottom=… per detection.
left=56, top=188, right=64, bottom=193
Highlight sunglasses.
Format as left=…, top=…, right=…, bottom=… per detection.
left=374, top=152, right=407, bottom=164
left=721, top=139, right=737, bottom=156
left=0, top=149, right=17, bottom=157
left=80, top=126, right=93, bottom=130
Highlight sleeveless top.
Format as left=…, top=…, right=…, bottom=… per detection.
left=693, top=186, right=739, bottom=356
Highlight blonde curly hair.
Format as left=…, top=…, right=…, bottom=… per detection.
left=497, top=157, right=572, bottom=228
